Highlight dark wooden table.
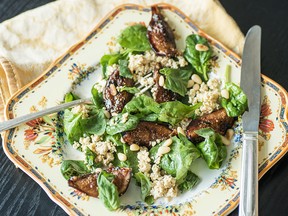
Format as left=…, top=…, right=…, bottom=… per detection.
left=0, top=0, right=287, bottom=215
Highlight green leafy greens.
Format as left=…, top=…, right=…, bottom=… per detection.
left=184, top=34, right=212, bottom=81
left=60, top=160, right=90, bottom=180
left=118, top=24, right=151, bottom=52
left=195, top=128, right=227, bottom=169
left=135, top=172, right=154, bottom=204
left=220, top=82, right=248, bottom=117
left=150, top=134, right=201, bottom=183
left=178, top=171, right=200, bottom=193
left=106, top=113, right=139, bottom=135
left=63, top=108, right=106, bottom=143
left=97, top=171, right=120, bottom=211
left=119, top=59, right=133, bottom=78
left=159, top=68, right=193, bottom=96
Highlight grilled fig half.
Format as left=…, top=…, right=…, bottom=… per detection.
left=186, top=108, right=235, bottom=143
left=68, top=167, right=132, bottom=197
left=147, top=6, right=177, bottom=57
left=153, top=69, right=178, bottom=103
left=103, top=70, right=134, bottom=114
left=122, top=121, right=174, bottom=148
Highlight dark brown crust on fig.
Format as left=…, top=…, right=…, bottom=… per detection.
left=147, top=6, right=177, bottom=57
left=68, top=167, right=132, bottom=198
left=103, top=70, right=134, bottom=114
left=153, top=69, right=178, bottom=103
left=186, top=108, right=235, bottom=143
left=122, top=121, right=174, bottom=148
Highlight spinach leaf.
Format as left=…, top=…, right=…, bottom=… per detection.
left=150, top=135, right=201, bottom=183
left=97, top=171, right=120, bottom=211
left=122, top=95, right=161, bottom=118
left=184, top=34, right=212, bottom=81
left=100, top=53, right=122, bottom=79
left=195, top=128, right=227, bottom=169
left=135, top=172, right=154, bottom=204
left=63, top=109, right=106, bottom=143
left=220, top=82, right=248, bottom=117
left=60, top=160, right=90, bottom=180
left=85, top=147, right=102, bottom=170
left=123, top=95, right=200, bottom=125
left=64, top=92, right=80, bottom=103
left=158, top=101, right=201, bottom=125
left=117, top=86, right=140, bottom=94
left=91, top=86, right=104, bottom=109
left=119, top=59, right=133, bottom=78
left=159, top=68, right=193, bottom=96
left=118, top=24, right=151, bottom=52
left=106, top=113, right=139, bottom=135
left=178, top=171, right=199, bottom=193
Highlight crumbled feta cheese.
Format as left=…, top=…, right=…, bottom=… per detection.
left=150, top=174, right=178, bottom=200
left=71, top=104, right=89, bottom=118
left=94, top=79, right=107, bottom=93
left=106, top=64, right=119, bottom=77
left=187, top=78, right=221, bottom=116
left=128, top=51, right=188, bottom=82
left=137, top=147, right=151, bottom=174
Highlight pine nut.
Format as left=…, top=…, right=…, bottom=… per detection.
left=192, top=74, right=202, bottom=84
left=130, top=144, right=140, bottom=151
left=120, top=136, right=126, bottom=143
left=118, top=153, right=127, bottom=161
left=187, top=80, right=194, bottom=88
left=110, top=84, right=117, bottom=96
left=159, top=75, right=165, bottom=87
left=177, top=127, right=185, bottom=136
left=163, top=138, right=173, bottom=147
left=221, top=89, right=229, bottom=99
left=103, top=110, right=111, bottom=119
left=225, top=129, right=234, bottom=140
left=195, top=43, right=209, bottom=52
left=193, top=83, right=200, bottom=91
left=158, top=146, right=171, bottom=155
left=221, top=135, right=231, bottom=146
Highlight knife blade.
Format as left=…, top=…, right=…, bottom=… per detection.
left=239, top=25, right=261, bottom=216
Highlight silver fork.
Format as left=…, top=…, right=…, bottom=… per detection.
left=0, top=73, right=154, bottom=132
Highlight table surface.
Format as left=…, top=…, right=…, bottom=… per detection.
left=0, top=0, right=287, bottom=215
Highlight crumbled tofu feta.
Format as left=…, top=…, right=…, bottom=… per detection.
left=71, top=104, right=89, bottom=118
left=93, top=79, right=107, bottom=93
left=128, top=51, right=188, bottom=82
left=150, top=174, right=178, bottom=200
left=187, top=78, right=221, bottom=116
left=137, top=147, right=151, bottom=174
left=73, top=135, right=116, bottom=167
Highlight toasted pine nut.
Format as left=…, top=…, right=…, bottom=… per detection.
left=130, top=144, right=140, bottom=151
left=163, top=138, right=173, bottom=147
left=120, top=136, right=126, bottom=143
left=103, top=110, right=111, bottom=119
left=192, top=74, right=202, bottom=84
left=159, top=75, right=165, bottom=87
left=225, top=129, right=234, bottom=140
left=221, top=135, right=231, bottom=146
left=158, top=146, right=171, bottom=155
left=193, top=83, right=200, bottom=91
left=187, top=80, right=194, bottom=88
left=110, top=84, right=117, bottom=96
left=177, top=127, right=185, bottom=136
left=195, top=43, right=209, bottom=51
left=221, top=89, right=230, bottom=99
left=118, top=153, right=127, bottom=161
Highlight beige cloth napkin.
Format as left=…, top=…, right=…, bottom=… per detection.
left=0, top=0, right=244, bottom=121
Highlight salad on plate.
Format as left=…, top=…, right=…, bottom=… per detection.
left=59, top=6, right=247, bottom=211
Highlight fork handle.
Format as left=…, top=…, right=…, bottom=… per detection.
left=239, top=132, right=258, bottom=216
left=0, top=98, right=90, bottom=132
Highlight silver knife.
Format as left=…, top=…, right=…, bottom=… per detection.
left=239, top=25, right=261, bottom=216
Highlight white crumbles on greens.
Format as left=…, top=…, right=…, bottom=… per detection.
left=59, top=6, right=248, bottom=212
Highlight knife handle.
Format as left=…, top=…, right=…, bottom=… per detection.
left=239, top=132, right=258, bottom=216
